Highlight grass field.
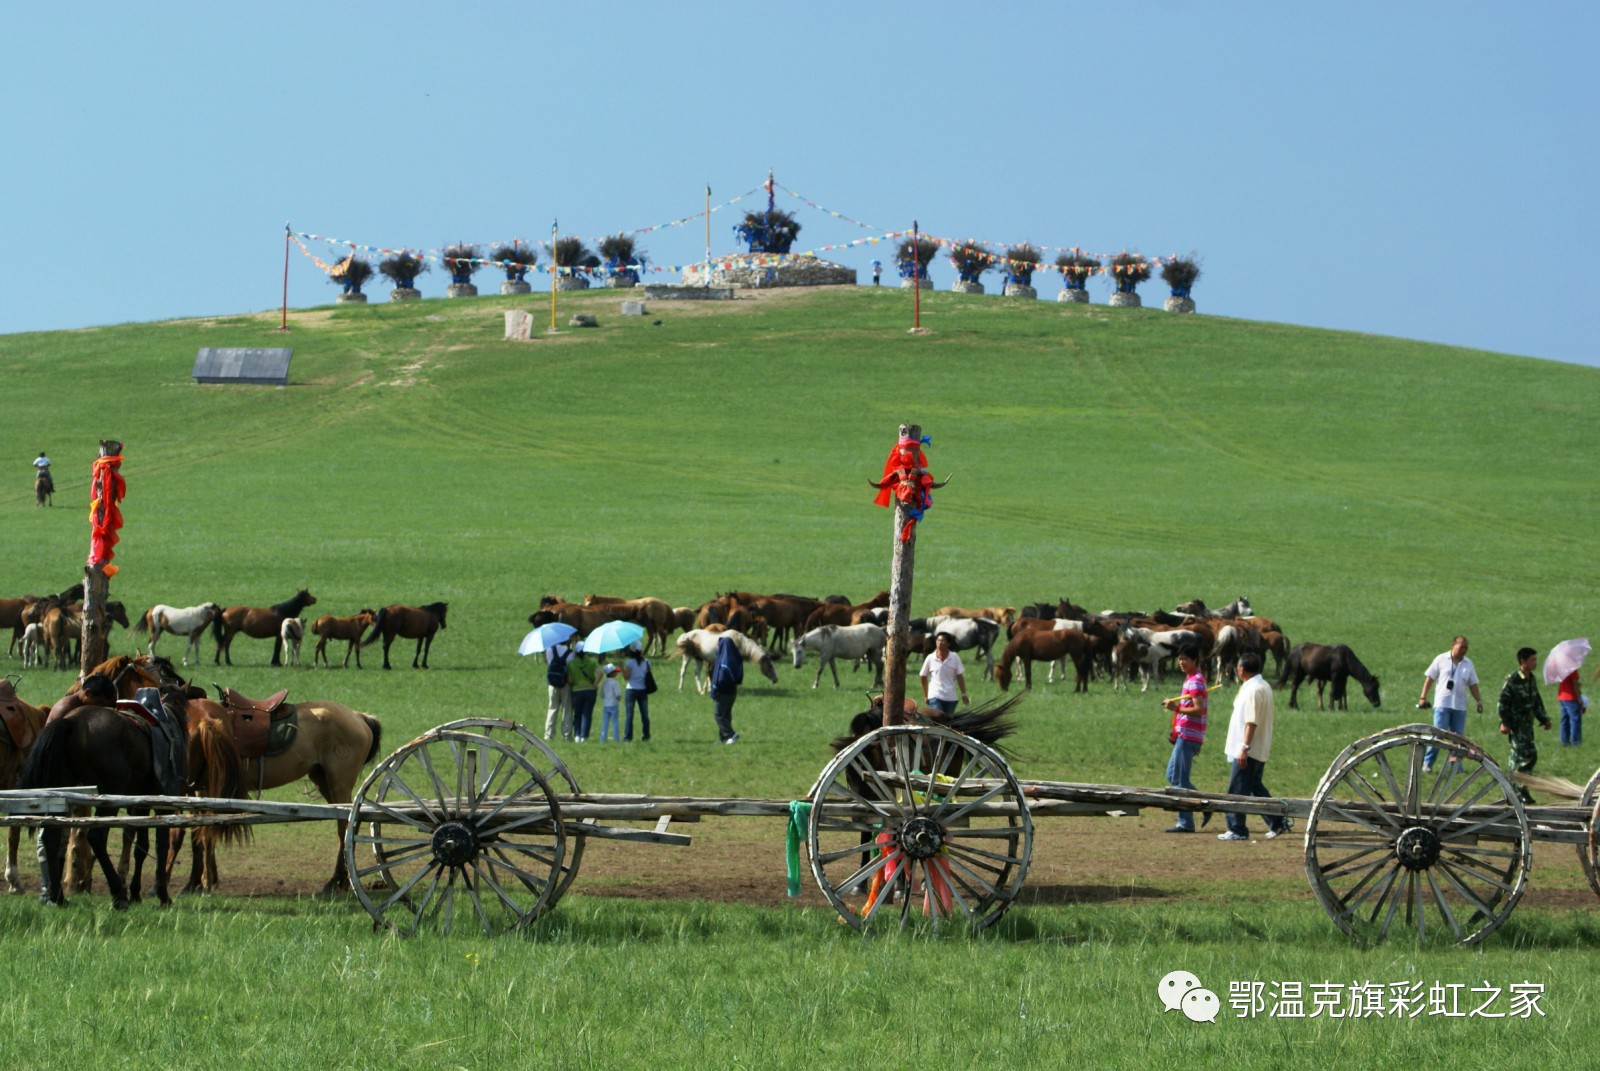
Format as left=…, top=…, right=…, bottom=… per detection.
left=1, top=285, right=1597, bottom=1068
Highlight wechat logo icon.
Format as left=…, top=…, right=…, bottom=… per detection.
left=1159, top=970, right=1220, bottom=1023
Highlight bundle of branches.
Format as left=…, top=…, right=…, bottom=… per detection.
left=442, top=244, right=482, bottom=285
left=1002, top=244, right=1042, bottom=287
left=947, top=241, right=994, bottom=283
left=598, top=234, right=647, bottom=282
left=1054, top=250, right=1100, bottom=290
left=492, top=243, right=537, bottom=283
left=896, top=236, right=938, bottom=279
left=734, top=209, right=801, bottom=254
left=549, top=236, right=597, bottom=282
left=1108, top=252, right=1152, bottom=294
left=378, top=252, right=429, bottom=290
left=330, top=256, right=374, bottom=294
left=1160, top=254, right=1202, bottom=298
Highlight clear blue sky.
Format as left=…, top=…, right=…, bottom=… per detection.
left=4, top=3, right=1595, bottom=366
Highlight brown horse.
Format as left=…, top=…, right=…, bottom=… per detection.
left=0, top=679, right=48, bottom=893
left=180, top=693, right=382, bottom=894
left=530, top=601, right=623, bottom=639
left=311, top=609, right=376, bottom=668
left=994, top=629, right=1097, bottom=692
left=361, top=602, right=448, bottom=669
left=582, top=595, right=677, bottom=655
left=2, top=596, right=43, bottom=656
left=41, top=601, right=130, bottom=670
left=212, top=589, right=317, bottom=666
left=35, top=471, right=53, bottom=507
left=19, top=687, right=245, bottom=908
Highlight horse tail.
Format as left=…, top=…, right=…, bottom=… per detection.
left=360, top=714, right=383, bottom=766
left=918, top=693, right=1024, bottom=757
left=132, top=609, right=151, bottom=635
left=211, top=612, right=227, bottom=646
left=188, top=718, right=252, bottom=846
left=1276, top=645, right=1297, bottom=688
left=360, top=609, right=387, bottom=648
left=18, top=717, right=76, bottom=790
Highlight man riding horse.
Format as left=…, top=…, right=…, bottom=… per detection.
left=33, top=451, right=53, bottom=506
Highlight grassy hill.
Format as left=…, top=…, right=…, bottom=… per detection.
left=4, top=287, right=1599, bottom=1068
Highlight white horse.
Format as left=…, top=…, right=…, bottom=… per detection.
left=921, top=615, right=999, bottom=680
left=675, top=628, right=780, bottom=694
left=791, top=623, right=886, bottom=689
left=281, top=616, right=305, bottom=666
left=133, top=602, right=221, bottom=665
left=19, top=622, right=43, bottom=669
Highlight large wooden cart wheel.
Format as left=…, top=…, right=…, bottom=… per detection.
left=1575, top=767, right=1600, bottom=898
left=345, top=727, right=567, bottom=936
left=806, top=725, right=1033, bottom=932
left=1305, top=726, right=1529, bottom=946
left=1313, top=723, right=1438, bottom=798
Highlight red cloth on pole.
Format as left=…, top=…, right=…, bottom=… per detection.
left=88, top=454, right=125, bottom=574
left=873, top=437, right=927, bottom=508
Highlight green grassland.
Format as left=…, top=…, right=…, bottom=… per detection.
left=0, top=287, right=1597, bottom=1068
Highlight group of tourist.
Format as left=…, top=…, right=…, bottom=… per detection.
left=1161, top=635, right=1591, bottom=835
left=544, top=640, right=656, bottom=744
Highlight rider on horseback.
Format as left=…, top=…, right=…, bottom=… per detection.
left=32, top=451, right=53, bottom=500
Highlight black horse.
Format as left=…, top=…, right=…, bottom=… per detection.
left=19, top=686, right=242, bottom=908
left=1279, top=642, right=1381, bottom=710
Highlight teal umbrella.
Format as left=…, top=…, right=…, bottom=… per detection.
left=582, top=620, right=646, bottom=654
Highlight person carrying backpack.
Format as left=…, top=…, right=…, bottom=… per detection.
left=710, top=634, right=744, bottom=745
left=544, top=639, right=574, bottom=741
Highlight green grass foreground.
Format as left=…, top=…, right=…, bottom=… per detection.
left=1, top=286, right=1597, bottom=1067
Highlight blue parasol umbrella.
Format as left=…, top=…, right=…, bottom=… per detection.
left=519, top=621, right=577, bottom=656
left=582, top=619, right=647, bottom=654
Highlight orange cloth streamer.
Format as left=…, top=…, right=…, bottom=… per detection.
left=88, top=454, right=126, bottom=573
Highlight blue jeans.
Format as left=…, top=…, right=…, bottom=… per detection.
left=1226, top=757, right=1288, bottom=836
left=571, top=690, right=597, bottom=739
left=1560, top=699, right=1583, bottom=745
left=1424, top=706, right=1468, bottom=768
left=1165, top=737, right=1203, bottom=830
left=626, top=689, right=650, bottom=741
left=601, top=705, right=620, bottom=741
left=927, top=697, right=957, bottom=715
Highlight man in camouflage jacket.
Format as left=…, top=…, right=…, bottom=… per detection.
left=1497, top=647, right=1552, bottom=802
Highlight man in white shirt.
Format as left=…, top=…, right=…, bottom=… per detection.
left=1418, top=635, right=1482, bottom=772
left=919, top=632, right=969, bottom=715
left=1218, top=653, right=1291, bottom=842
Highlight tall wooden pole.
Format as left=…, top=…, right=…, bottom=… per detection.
left=912, top=220, right=922, bottom=330
left=549, top=218, right=559, bottom=333
left=880, top=422, right=920, bottom=728
left=279, top=223, right=291, bottom=332
left=81, top=439, right=123, bottom=676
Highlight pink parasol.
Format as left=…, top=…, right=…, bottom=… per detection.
left=1544, top=638, right=1590, bottom=684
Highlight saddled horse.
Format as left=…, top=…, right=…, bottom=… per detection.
left=213, top=589, right=317, bottom=666
left=133, top=602, right=221, bottom=665
left=311, top=609, right=376, bottom=668
left=19, top=685, right=244, bottom=908
left=791, top=624, right=886, bottom=689
left=361, top=602, right=447, bottom=669
left=1279, top=642, right=1381, bottom=710
left=35, top=470, right=53, bottom=507
left=0, top=678, right=49, bottom=893
left=675, top=628, right=780, bottom=693
left=178, top=691, right=383, bottom=894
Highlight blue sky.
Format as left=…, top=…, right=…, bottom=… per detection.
left=4, top=3, right=1595, bottom=366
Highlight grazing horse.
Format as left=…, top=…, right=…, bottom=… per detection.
left=178, top=693, right=383, bottom=895
left=675, top=628, right=780, bottom=693
left=280, top=618, right=304, bottom=666
left=133, top=602, right=221, bottom=665
left=994, top=629, right=1096, bottom=692
left=791, top=624, right=886, bottom=689
left=19, top=688, right=244, bottom=908
left=0, top=679, right=48, bottom=893
left=362, top=602, right=448, bottom=669
left=1280, top=642, right=1382, bottom=710
left=213, top=589, right=317, bottom=666
left=311, top=609, right=376, bottom=668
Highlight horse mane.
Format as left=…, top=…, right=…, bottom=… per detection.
left=421, top=601, right=448, bottom=615
left=728, top=630, right=770, bottom=663
left=1339, top=645, right=1376, bottom=684
left=270, top=590, right=312, bottom=616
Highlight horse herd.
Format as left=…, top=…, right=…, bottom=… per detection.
left=2, top=589, right=450, bottom=673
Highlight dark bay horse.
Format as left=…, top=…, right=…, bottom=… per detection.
left=1279, top=642, right=1381, bottom=710
left=212, top=589, right=316, bottom=666
left=362, top=602, right=448, bottom=669
left=35, top=471, right=53, bottom=507
left=19, top=688, right=244, bottom=908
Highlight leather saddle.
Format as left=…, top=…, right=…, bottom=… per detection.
left=216, top=686, right=299, bottom=761
left=0, top=678, right=41, bottom=752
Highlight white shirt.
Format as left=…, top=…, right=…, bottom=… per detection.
left=1425, top=652, right=1478, bottom=712
left=1224, top=673, right=1275, bottom=763
left=33, top=456, right=50, bottom=471
left=919, top=650, right=965, bottom=702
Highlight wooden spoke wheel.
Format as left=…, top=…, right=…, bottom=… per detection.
left=1576, top=768, right=1600, bottom=899
left=1313, top=723, right=1438, bottom=798
left=806, top=725, right=1032, bottom=933
left=345, top=728, right=567, bottom=937
left=1306, top=727, right=1529, bottom=947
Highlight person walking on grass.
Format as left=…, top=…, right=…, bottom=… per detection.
left=918, top=632, right=968, bottom=715
left=1161, top=646, right=1208, bottom=833
left=710, top=634, right=743, bottom=745
left=1418, top=635, right=1482, bottom=773
left=1498, top=646, right=1552, bottom=803
left=1218, top=653, right=1291, bottom=842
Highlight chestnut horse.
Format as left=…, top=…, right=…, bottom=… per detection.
left=361, top=602, right=448, bottom=669
left=0, top=679, right=48, bottom=893
left=994, top=629, right=1098, bottom=692
left=311, top=609, right=376, bottom=668
left=212, top=589, right=317, bottom=666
